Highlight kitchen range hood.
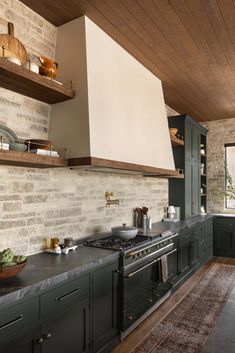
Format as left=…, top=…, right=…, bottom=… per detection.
left=50, top=16, right=176, bottom=177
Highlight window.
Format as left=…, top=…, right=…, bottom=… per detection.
left=225, top=144, right=235, bottom=209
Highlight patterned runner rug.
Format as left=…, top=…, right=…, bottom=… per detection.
left=132, top=263, right=235, bottom=353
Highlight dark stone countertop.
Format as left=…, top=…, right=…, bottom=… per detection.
left=202, top=286, right=235, bottom=353
left=140, top=214, right=213, bottom=236
left=0, top=214, right=215, bottom=307
left=0, top=246, right=118, bottom=307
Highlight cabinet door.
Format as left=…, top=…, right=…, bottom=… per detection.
left=190, top=236, right=199, bottom=268
left=41, top=298, right=89, bottom=353
left=92, top=261, right=119, bottom=353
left=191, top=163, right=200, bottom=216
left=0, top=326, right=41, bottom=353
left=185, top=163, right=200, bottom=218
left=178, top=240, right=191, bottom=276
left=214, top=228, right=235, bottom=257
left=167, top=249, right=178, bottom=284
left=185, top=123, right=200, bottom=163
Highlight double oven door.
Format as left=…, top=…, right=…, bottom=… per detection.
left=121, top=248, right=177, bottom=332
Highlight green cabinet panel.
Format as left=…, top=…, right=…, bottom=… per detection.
left=214, top=217, right=235, bottom=257
left=40, top=274, right=89, bottom=319
left=91, top=261, right=119, bottom=353
left=0, top=297, right=39, bottom=342
left=0, top=325, right=41, bottom=353
left=168, top=114, right=207, bottom=219
left=41, top=298, right=89, bottom=353
left=185, top=122, right=200, bottom=163
left=178, top=239, right=191, bottom=276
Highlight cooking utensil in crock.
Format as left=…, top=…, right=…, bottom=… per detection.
left=111, top=223, right=138, bottom=240
left=0, top=22, right=28, bottom=63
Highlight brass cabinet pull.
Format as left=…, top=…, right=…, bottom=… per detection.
left=55, top=288, right=80, bottom=301
left=127, top=315, right=133, bottom=321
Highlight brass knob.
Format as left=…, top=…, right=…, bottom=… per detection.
left=127, top=315, right=133, bottom=321
left=37, top=338, right=44, bottom=344
left=148, top=298, right=153, bottom=303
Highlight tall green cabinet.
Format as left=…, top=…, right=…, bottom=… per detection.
left=168, top=115, right=207, bottom=219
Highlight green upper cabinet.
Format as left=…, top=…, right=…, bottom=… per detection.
left=185, top=120, right=200, bottom=163
left=168, top=114, right=207, bottom=219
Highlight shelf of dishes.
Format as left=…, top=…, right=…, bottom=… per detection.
left=0, top=125, right=67, bottom=168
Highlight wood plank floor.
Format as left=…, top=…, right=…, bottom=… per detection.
left=113, top=257, right=235, bottom=353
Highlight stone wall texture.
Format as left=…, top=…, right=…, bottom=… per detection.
left=0, top=1, right=169, bottom=255
left=202, top=118, right=235, bottom=214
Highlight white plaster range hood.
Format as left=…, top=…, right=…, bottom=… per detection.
left=50, top=16, right=176, bottom=177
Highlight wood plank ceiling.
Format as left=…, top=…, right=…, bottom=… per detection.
left=20, top=0, right=235, bottom=122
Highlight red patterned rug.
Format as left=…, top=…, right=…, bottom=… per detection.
left=132, top=263, right=235, bottom=353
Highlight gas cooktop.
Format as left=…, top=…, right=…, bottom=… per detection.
left=83, top=234, right=151, bottom=252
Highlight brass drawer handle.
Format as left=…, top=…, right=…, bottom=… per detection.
left=0, top=315, right=23, bottom=330
left=55, top=288, right=80, bottom=301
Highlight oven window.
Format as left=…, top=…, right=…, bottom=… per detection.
left=225, top=144, right=235, bottom=209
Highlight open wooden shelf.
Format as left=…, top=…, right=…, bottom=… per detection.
left=0, top=57, right=75, bottom=104
left=170, top=135, right=184, bottom=147
left=0, top=150, right=68, bottom=168
left=201, top=154, right=207, bottom=157
left=201, top=174, right=207, bottom=177
left=201, top=194, right=206, bottom=196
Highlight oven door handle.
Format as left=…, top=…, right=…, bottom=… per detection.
left=125, top=258, right=159, bottom=278
left=166, top=248, right=177, bottom=256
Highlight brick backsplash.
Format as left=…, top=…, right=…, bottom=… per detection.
left=201, top=118, right=235, bottom=214
left=0, top=1, right=169, bottom=255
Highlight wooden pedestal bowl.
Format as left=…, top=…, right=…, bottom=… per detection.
left=0, top=260, right=27, bottom=280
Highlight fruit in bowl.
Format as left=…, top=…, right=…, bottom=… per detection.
left=0, top=248, right=27, bottom=279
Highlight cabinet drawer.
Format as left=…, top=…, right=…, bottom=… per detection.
left=214, top=217, right=235, bottom=228
left=40, top=274, right=89, bottom=318
left=0, top=297, right=39, bottom=340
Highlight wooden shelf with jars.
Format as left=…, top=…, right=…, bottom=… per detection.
left=0, top=57, right=75, bottom=104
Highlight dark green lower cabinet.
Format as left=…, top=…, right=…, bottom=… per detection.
left=41, top=298, right=89, bottom=353
left=178, top=240, right=191, bottom=276
left=190, top=234, right=199, bottom=268
left=213, top=217, right=235, bottom=257
left=91, top=261, right=119, bottom=353
left=1, top=326, right=40, bottom=353
left=176, top=218, right=213, bottom=288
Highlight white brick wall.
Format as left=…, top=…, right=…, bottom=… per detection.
left=202, top=118, right=235, bottom=214
left=0, top=1, right=169, bottom=255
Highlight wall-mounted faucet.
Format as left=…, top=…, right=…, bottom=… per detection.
left=105, top=192, right=119, bottom=208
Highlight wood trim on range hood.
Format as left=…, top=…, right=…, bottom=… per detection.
left=68, top=157, right=178, bottom=177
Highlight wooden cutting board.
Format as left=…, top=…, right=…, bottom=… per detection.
left=0, top=22, right=28, bottom=63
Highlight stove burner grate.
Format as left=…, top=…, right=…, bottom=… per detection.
left=84, top=235, right=151, bottom=251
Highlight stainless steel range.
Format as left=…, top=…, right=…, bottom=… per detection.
left=84, top=230, right=178, bottom=338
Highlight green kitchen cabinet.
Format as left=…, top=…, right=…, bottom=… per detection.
left=1, top=326, right=41, bottom=353
left=40, top=298, right=89, bottom=353
left=91, top=261, right=119, bottom=353
left=168, top=115, right=207, bottom=219
left=213, top=217, right=235, bottom=258
left=178, top=238, right=191, bottom=276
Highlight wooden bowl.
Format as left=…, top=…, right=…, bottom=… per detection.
left=25, top=139, right=52, bottom=150
left=0, top=260, right=27, bottom=280
left=169, top=128, right=178, bottom=137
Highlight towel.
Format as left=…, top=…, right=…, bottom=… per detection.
left=161, top=254, right=168, bottom=283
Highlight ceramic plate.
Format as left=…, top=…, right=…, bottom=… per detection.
left=0, top=125, right=18, bottom=143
